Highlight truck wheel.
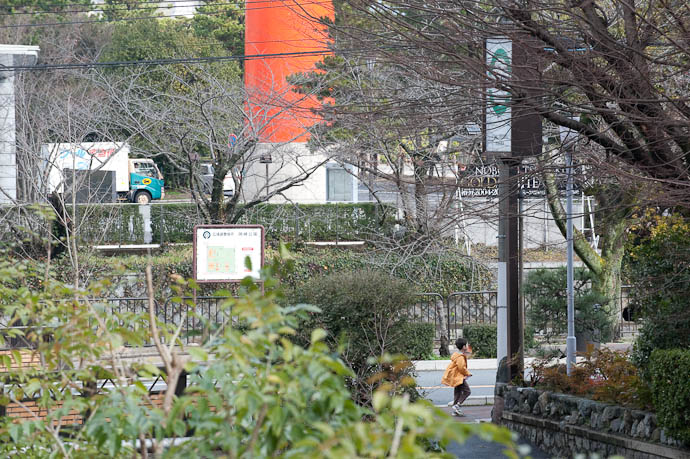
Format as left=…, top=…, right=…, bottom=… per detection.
left=134, top=191, right=151, bottom=204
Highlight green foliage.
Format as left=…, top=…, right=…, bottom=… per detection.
left=65, top=202, right=396, bottom=245
left=191, top=1, right=244, bottom=56
left=285, top=246, right=488, bottom=296
left=648, top=349, right=690, bottom=444
left=68, top=204, right=146, bottom=245
left=1, top=0, right=90, bottom=13
left=529, top=349, right=651, bottom=409
left=626, top=216, right=690, bottom=370
left=523, top=267, right=614, bottom=344
left=288, top=270, right=421, bottom=405
left=240, top=202, right=396, bottom=242
left=51, top=242, right=485, bottom=303
left=0, top=250, right=518, bottom=457
left=398, top=323, right=435, bottom=360
left=462, top=324, right=497, bottom=359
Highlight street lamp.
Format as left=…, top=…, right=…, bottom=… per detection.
left=559, top=117, right=579, bottom=375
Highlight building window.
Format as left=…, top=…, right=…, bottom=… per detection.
left=327, top=166, right=354, bottom=202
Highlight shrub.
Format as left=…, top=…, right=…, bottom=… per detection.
left=523, top=267, right=613, bottom=344
left=528, top=348, right=650, bottom=409
left=284, top=246, right=489, bottom=296
left=626, top=216, right=690, bottom=371
left=462, top=324, right=497, bottom=358
left=399, top=322, right=435, bottom=360
left=0, top=252, right=517, bottom=456
left=649, top=349, right=690, bottom=444
left=68, top=202, right=396, bottom=245
left=287, top=270, right=420, bottom=406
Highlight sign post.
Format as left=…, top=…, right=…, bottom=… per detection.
left=193, top=225, right=265, bottom=283
left=485, top=36, right=542, bottom=381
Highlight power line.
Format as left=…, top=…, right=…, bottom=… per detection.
left=1, top=49, right=332, bottom=71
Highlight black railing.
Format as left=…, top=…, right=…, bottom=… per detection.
left=0, top=296, right=237, bottom=350
left=413, top=286, right=641, bottom=340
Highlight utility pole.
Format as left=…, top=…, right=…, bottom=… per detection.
left=498, top=159, right=521, bottom=379
left=559, top=120, right=579, bottom=375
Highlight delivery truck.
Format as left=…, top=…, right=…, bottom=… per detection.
left=44, top=142, right=164, bottom=204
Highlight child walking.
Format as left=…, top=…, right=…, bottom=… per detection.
left=441, top=337, right=472, bottom=416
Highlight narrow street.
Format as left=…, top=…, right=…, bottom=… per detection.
left=416, top=363, right=551, bottom=458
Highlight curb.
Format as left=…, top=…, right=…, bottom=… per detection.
left=433, top=396, right=494, bottom=407
left=413, top=358, right=538, bottom=372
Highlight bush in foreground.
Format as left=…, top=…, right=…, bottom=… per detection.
left=0, top=250, right=518, bottom=457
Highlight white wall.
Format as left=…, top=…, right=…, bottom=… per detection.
left=0, top=53, right=16, bottom=204
left=239, top=143, right=331, bottom=204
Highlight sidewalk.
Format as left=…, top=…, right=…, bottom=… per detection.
left=413, top=340, right=634, bottom=372
left=439, top=403, right=551, bottom=458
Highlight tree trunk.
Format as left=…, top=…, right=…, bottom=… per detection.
left=538, top=152, right=632, bottom=340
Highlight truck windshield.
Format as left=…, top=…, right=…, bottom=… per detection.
left=134, top=162, right=157, bottom=178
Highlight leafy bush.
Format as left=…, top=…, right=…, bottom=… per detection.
left=284, top=245, right=489, bottom=296
left=288, top=270, right=421, bottom=405
left=523, top=267, right=613, bottom=344
left=649, top=349, right=690, bottom=444
left=626, top=216, right=690, bottom=371
left=0, top=252, right=517, bottom=456
left=462, top=324, right=497, bottom=358
left=528, top=349, right=650, bottom=409
left=399, top=322, right=435, bottom=359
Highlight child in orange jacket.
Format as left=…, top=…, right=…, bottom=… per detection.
left=441, top=337, right=472, bottom=416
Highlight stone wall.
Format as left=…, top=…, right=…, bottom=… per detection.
left=494, top=383, right=690, bottom=459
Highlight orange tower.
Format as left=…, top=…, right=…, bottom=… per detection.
left=244, top=0, right=333, bottom=143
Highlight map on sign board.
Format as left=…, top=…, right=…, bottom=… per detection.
left=194, top=225, right=264, bottom=282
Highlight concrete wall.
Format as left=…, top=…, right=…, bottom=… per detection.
left=240, top=143, right=331, bottom=204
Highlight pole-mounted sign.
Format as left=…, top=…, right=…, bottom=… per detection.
left=485, top=37, right=512, bottom=154
left=484, top=36, right=543, bottom=382
left=193, top=224, right=265, bottom=283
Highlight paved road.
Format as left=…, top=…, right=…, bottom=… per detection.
left=416, top=368, right=496, bottom=406
left=416, top=367, right=552, bottom=458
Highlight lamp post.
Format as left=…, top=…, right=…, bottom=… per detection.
left=559, top=118, right=579, bottom=375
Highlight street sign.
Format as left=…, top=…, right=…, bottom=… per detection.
left=228, top=133, right=237, bottom=148
left=193, top=225, right=265, bottom=282
left=485, top=37, right=512, bottom=154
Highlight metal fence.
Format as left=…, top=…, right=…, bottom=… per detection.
left=0, top=296, right=238, bottom=351
left=1, top=286, right=642, bottom=351
left=412, top=285, right=641, bottom=340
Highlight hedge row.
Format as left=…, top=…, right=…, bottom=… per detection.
left=462, top=324, right=497, bottom=359
left=649, top=349, right=690, bottom=444
left=64, top=202, right=395, bottom=245
left=64, top=244, right=488, bottom=302
left=400, top=323, right=436, bottom=360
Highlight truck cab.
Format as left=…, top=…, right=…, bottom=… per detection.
left=129, top=159, right=164, bottom=204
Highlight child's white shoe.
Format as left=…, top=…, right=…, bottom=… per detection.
left=451, top=404, right=464, bottom=416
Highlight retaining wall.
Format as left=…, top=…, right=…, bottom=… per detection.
left=494, top=383, right=689, bottom=459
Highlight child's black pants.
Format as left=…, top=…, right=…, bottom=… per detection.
left=453, top=380, right=471, bottom=406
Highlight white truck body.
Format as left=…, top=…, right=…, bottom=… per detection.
left=44, top=142, right=130, bottom=194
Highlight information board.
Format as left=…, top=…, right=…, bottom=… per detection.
left=193, top=225, right=264, bottom=282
